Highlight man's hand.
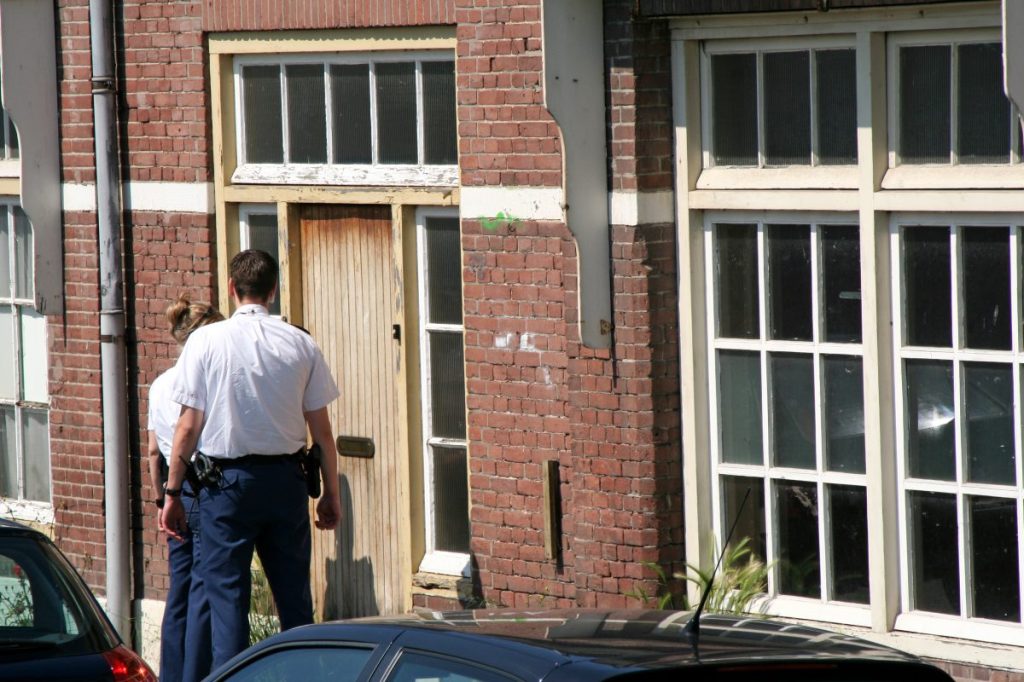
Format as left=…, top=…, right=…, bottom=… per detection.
left=315, top=490, right=341, bottom=530
left=160, top=496, right=187, bottom=542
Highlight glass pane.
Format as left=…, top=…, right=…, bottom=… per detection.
left=429, top=331, right=466, bottom=439
left=0, top=306, right=13, bottom=400
left=390, top=651, right=514, bottom=682
left=958, top=43, right=1010, bottom=164
left=909, top=491, right=959, bottom=615
left=20, top=308, right=47, bottom=403
left=829, top=485, right=869, bottom=603
left=964, top=363, right=1015, bottom=485
left=776, top=481, right=820, bottom=598
left=242, top=65, right=283, bottom=164
left=719, top=351, right=763, bottom=465
left=330, top=64, right=372, bottom=164
left=905, top=360, right=956, bottom=481
left=432, top=445, right=469, bottom=553
left=375, top=62, right=418, bottom=164
left=285, top=64, right=327, bottom=164
left=716, top=224, right=759, bottom=339
left=764, top=51, right=810, bottom=166
left=969, top=496, right=1020, bottom=621
left=962, top=227, right=1010, bottom=350
left=722, top=475, right=766, bottom=565
left=7, top=117, right=17, bottom=159
left=824, top=356, right=864, bottom=474
left=0, top=406, right=15, bottom=497
left=13, top=208, right=30, bottom=301
left=245, top=213, right=280, bottom=316
left=218, top=646, right=372, bottom=682
left=711, top=53, right=757, bottom=166
left=770, top=353, right=815, bottom=469
left=767, top=225, right=812, bottom=341
left=903, top=226, right=952, bottom=347
left=899, top=45, right=951, bottom=164
left=816, top=49, right=857, bottom=165
left=0, top=210, right=10, bottom=298
left=22, top=409, right=48, bottom=503
left=822, top=225, right=861, bottom=343
left=422, top=62, right=457, bottom=165
left=426, top=217, right=462, bottom=325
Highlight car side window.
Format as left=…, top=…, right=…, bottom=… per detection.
left=0, top=554, right=33, bottom=627
left=385, top=651, right=518, bottom=682
left=219, top=645, right=373, bottom=682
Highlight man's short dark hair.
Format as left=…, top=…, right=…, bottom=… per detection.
left=230, top=249, right=278, bottom=301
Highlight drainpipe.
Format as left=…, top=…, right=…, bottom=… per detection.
left=90, top=0, right=131, bottom=640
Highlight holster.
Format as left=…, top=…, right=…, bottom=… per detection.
left=189, top=451, right=222, bottom=490
left=302, top=444, right=323, bottom=499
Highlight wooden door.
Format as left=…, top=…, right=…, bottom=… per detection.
left=300, top=204, right=409, bottom=618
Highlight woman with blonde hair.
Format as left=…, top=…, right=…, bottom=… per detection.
left=148, top=295, right=223, bottom=682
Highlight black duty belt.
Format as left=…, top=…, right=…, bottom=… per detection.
left=212, top=450, right=303, bottom=468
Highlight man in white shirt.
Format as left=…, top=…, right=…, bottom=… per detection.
left=160, top=249, right=341, bottom=668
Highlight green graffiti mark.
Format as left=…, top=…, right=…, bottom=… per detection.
left=478, top=211, right=522, bottom=231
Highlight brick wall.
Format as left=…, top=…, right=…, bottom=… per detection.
left=202, top=0, right=455, bottom=31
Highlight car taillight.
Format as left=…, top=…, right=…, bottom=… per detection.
left=102, top=645, right=158, bottom=682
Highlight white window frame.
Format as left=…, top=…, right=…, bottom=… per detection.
left=414, top=206, right=469, bottom=577
left=238, top=203, right=282, bottom=317
left=704, top=210, right=871, bottom=628
left=232, top=52, right=458, bottom=188
left=890, top=212, right=1024, bottom=645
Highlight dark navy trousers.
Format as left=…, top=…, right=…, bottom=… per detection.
left=160, top=481, right=212, bottom=682
left=198, top=456, right=313, bottom=669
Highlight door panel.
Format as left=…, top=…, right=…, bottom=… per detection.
left=301, top=204, right=409, bottom=618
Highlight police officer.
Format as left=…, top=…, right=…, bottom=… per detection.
left=159, top=249, right=342, bottom=668
left=147, top=296, right=222, bottom=682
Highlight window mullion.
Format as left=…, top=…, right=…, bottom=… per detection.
left=959, top=491, right=971, bottom=619
left=279, top=65, right=289, bottom=164
left=810, top=50, right=820, bottom=167
left=757, top=52, right=766, bottom=169
left=819, top=479, right=830, bottom=603
left=369, top=62, right=379, bottom=165
left=415, top=60, right=425, bottom=165
left=950, top=45, right=959, bottom=165
left=323, top=65, right=334, bottom=165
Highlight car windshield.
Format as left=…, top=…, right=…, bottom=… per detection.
left=0, top=534, right=116, bottom=658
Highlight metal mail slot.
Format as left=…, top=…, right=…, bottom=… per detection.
left=336, top=435, right=375, bottom=459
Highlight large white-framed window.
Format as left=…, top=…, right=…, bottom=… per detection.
left=232, top=52, right=457, bottom=188
left=706, top=212, right=870, bottom=626
left=0, top=68, right=20, bottom=179
left=238, top=204, right=281, bottom=317
left=892, top=215, right=1024, bottom=642
left=0, top=203, right=49, bottom=505
left=415, top=206, right=469, bottom=576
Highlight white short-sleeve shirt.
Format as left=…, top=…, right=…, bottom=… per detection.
left=147, top=364, right=181, bottom=463
left=169, top=304, right=340, bottom=458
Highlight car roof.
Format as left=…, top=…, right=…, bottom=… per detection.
left=0, top=518, right=48, bottom=539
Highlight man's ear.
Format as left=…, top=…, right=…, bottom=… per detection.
left=228, top=277, right=239, bottom=302
left=268, top=283, right=278, bottom=306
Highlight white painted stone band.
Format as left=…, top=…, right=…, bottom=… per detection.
left=62, top=182, right=214, bottom=214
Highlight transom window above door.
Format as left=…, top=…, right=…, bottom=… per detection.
left=233, top=54, right=457, bottom=187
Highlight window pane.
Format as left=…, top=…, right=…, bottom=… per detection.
left=964, top=363, right=1015, bottom=485
left=432, top=445, right=469, bottom=553
left=429, top=331, right=466, bottom=439
left=716, top=224, right=758, bottom=339
left=829, top=485, right=869, bottom=603
left=390, top=651, right=515, bottom=682
left=719, top=351, right=763, bottom=465
left=903, top=226, right=952, bottom=347
left=375, top=62, right=417, bottom=164
left=824, top=356, right=864, bottom=474
left=330, top=65, right=372, bottom=164
left=767, top=225, right=812, bottom=341
left=0, top=306, right=13, bottom=400
left=909, top=491, right=959, bottom=615
left=822, top=225, right=861, bottom=343
left=0, top=210, right=10, bottom=299
left=764, top=51, right=810, bottom=166
left=13, top=207, right=30, bottom=301
left=242, top=65, right=283, bottom=164
left=219, top=646, right=372, bottom=682
left=426, top=217, right=462, bottom=325
left=7, top=118, right=17, bottom=159
left=962, top=227, right=1010, bottom=350
left=722, top=476, right=766, bottom=565
left=770, top=353, right=815, bottom=470
left=969, top=496, right=1020, bottom=621
left=245, top=213, right=280, bottom=316
left=816, top=49, right=857, bottom=165
left=286, top=64, right=327, bottom=164
left=422, top=62, right=457, bottom=165
left=0, top=406, right=15, bottom=497
left=899, top=45, right=951, bottom=164
left=22, top=408, right=48, bottom=503
left=20, top=308, right=47, bottom=403
left=905, top=360, right=956, bottom=481
left=958, top=43, right=1010, bottom=164
left=777, top=481, right=819, bottom=598
left=712, top=53, right=757, bottom=166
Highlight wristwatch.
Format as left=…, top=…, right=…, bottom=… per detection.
left=164, top=485, right=182, bottom=498
left=154, top=496, right=165, bottom=509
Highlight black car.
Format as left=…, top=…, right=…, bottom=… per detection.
left=205, top=608, right=956, bottom=682
left=0, top=519, right=155, bottom=681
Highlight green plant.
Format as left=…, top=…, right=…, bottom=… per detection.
left=0, top=574, right=34, bottom=627
left=626, top=537, right=771, bottom=616
left=248, top=557, right=279, bottom=645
